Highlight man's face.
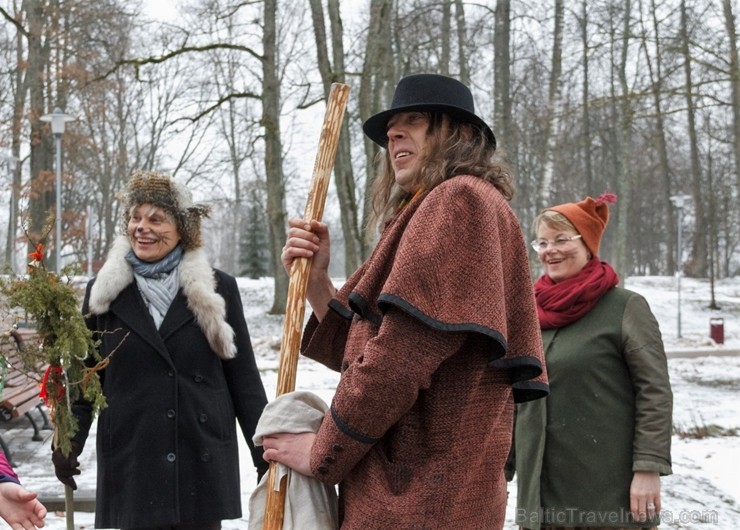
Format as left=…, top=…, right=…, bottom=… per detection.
left=385, top=112, right=431, bottom=193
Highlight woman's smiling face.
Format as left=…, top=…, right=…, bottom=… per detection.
left=536, top=223, right=591, bottom=282
left=127, top=203, right=181, bottom=262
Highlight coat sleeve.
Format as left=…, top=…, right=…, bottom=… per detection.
left=217, top=273, right=269, bottom=476
left=0, top=452, right=20, bottom=484
left=308, top=307, right=466, bottom=485
left=68, top=279, right=98, bottom=453
left=300, top=310, right=352, bottom=373
left=622, top=293, right=673, bottom=475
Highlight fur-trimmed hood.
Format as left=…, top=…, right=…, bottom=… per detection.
left=88, top=235, right=236, bottom=359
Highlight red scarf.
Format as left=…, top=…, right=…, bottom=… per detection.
left=534, top=259, right=619, bottom=329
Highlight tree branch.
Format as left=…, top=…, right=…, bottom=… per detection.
left=174, top=91, right=262, bottom=123
left=0, top=7, right=30, bottom=38
left=94, top=43, right=264, bottom=82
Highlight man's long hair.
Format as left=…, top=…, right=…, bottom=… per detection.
left=367, top=112, right=514, bottom=232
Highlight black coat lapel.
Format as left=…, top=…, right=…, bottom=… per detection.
left=158, top=291, right=195, bottom=343
left=109, top=284, right=171, bottom=363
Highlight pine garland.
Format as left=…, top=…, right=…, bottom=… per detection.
left=0, top=243, right=106, bottom=457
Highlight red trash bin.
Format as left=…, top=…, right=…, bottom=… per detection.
left=710, top=317, right=724, bottom=345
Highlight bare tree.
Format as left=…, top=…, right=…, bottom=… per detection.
left=439, top=0, right=451, bottom=75
left=2, top=0, right=739, bottom=286
left=358, top=0, right=394, bottom=252
left=263, top=0, right=289, bottom=313
left=1, top=3, right=29, bottom=270
left=612, top=0, right=634, bottom=280
left=679, top=0, right=707, bottom=277
left=205, top=11, right=263, bottom=274
left=493, top=0, right=512, bottom=159
left=536, top=0, right=564, bottom=210
left=639, top=0, right=675, bottom=274
left=722, top=0, right=740, bottom=201
left=454, top=0, right=469, bottom=84
left=18, top=0, right=55, bottom=262
left=576, top=0, right=593, bottom=194
left=309, top=0, right=363, bottom=275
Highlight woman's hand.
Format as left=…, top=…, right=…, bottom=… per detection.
left=281, top=218, right=336, bottom=320
left=0, top=482, right=47, bottom=529
left=262, top=432, right=316, bottom=477
left=630, top=470, right=661, bottom=522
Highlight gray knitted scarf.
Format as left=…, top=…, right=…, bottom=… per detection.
left=125, top=246, right=184, bottom=328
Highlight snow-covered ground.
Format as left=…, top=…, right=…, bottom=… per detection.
left=12, top=275, right=740, bottom=529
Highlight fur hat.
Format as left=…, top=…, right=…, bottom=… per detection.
left=118, top=170, right=210, bottom=250
left=362, top=73, right=496, bottom=148
left=547, top=193, right=617, bottom=257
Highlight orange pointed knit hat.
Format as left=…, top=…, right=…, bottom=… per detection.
left=548, top=192, right=617, bottom=257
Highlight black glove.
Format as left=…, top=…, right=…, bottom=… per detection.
left=51, top=442, right=82, bottom=490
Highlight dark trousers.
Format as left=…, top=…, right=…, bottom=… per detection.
left=124, top=521, right=221, bottom=530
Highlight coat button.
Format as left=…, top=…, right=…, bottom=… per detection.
left=167, top=370, right=174, bottom=377
left=166, top=409, right=176, bottom=419
left=194, top=375, right=204, bottom=383
left=323, top=455, right=335, bottom=464
left=201, top=452, right=211, bottom=462
left=199, top=413, right=208, bottom=423
left=317, top=465, right=328, bottom=475
left=167, top=453, right=176, bottom=462
left=332, top=444, right=343, bottom=453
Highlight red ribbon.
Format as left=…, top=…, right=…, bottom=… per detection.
left=39, top=365, right=65, bottom=406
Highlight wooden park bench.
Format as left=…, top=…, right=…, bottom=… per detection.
left=0, top=326, right=51, bottom=467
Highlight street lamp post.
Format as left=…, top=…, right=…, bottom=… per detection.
left=40, top=107, right=74, bottom=274
left=669, top=193, right=690, bottom=338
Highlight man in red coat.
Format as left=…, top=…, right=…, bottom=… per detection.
left=265, top=74, right=549, bottom=529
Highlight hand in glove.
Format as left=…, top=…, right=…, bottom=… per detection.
left=51, top=442, right=81, bottom=490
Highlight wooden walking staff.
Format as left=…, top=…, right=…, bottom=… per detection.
left=262, top=82, right=350, bottom=530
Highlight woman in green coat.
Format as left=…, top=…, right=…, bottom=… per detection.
left=512, top=194, right=673, bottom=530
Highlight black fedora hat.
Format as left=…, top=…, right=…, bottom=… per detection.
left=362, top=73, right=496, bottom=148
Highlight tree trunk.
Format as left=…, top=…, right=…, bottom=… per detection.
left=536, top=0, right=564, bottom=210
left=263, top=0, right=289, bottom=313
left=6, top=4, right=28, bottom=272
left=493, top=0, right=511, bottom=157
left=679, top=0, right=707, bottom=277
left=722, top=0, right=740, bottom=203
left=229, top=97, right=244, bottom=276
left=358, top=0, right=393, bottom=253
left=454, top=0, right=469, bottom=85
left=577, top=0, right=593, bottom=194
left=614, top=0, right=634, bottom=280
left=645, top=0, right=675, bottom=274
left=27, top=0, right=55, bottom=261
left=439, top=0, right=451, bottom=76
left=310, top=0, right=363, bottom=275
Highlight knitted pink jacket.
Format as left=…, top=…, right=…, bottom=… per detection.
left=0, top=451, right=20, bottom=484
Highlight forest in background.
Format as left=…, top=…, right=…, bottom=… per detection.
left=1, top=0, right=739, bottom=313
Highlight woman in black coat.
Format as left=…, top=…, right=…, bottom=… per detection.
left=52, top=170, right=269, bottom=529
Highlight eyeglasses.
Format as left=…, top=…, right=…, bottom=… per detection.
left=531, top=234, right=582, bottom=252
